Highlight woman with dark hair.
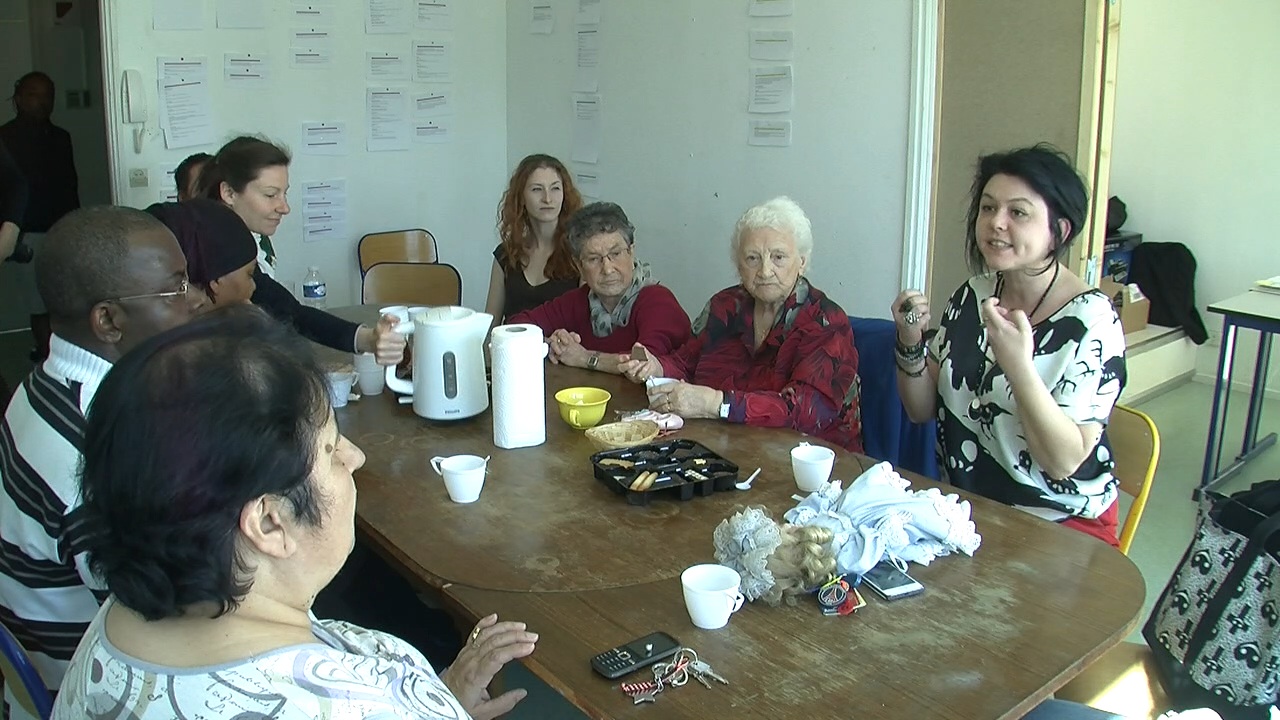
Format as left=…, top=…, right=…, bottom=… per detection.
left=892, top=144, right=1127, bottom=546
left=484, top=154, right=584, bottom=322
left=174, top=151, right=211, bottom=201
left=53, top=305, right=536, bottom=719
left=146, top=198, right=257, bottom=305
left=203, top=135, right=405, bottom=364
left=509, top=201, right=690, bottom=375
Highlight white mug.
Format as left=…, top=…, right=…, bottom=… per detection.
left=326, top=371, right=357, bottom=408
left=791, top=442, right=835, bottom=492
left=681, top=564, right=745, bottom=630
left=354, top=353, right=384, bottom=395
left=429, top=454, right=487, bottom=503
left=379, top=305, right=409, bottom=324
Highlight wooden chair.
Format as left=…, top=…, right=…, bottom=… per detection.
left=1055, top=405, right=1164, bottom=717
left=361, top=262, right=461, bottom=307
left=0, top=621, right=53, bottom=719
left=358, top=229, right=438, bottom=273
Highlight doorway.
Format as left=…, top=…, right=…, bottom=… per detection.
left=0, top=0, right=111, bottom=339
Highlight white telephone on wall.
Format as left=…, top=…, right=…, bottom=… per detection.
left=121, top=70, right=147, bottom=153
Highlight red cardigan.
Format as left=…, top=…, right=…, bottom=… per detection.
left=656, top=281, right=863, bottom=453
left=509, top=285, right=692, bottom=355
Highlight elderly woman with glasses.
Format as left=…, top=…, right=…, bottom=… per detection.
left=621, top=196, right=863, bottom=452
left=54, top=305, right=536, bottom=720
left=508, top=201, right=691, bottom=374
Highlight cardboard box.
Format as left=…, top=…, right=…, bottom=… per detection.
left=1100, top=279, right=1150, bottom=335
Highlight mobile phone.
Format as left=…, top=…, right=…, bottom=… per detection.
left=590, top=631, right=681, bottom=679
left=862, top=560, right=924, bottom=601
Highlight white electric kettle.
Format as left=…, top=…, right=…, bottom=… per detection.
left=385, top=306, right=494, bottom=420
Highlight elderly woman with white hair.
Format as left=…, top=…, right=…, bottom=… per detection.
left=622, top=196, right=863, bottom=452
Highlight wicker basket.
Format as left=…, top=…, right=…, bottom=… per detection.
left=585, top=420, right=661, bottom=451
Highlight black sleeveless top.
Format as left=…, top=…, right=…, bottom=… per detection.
left=493, top=245, right=580, bottom=321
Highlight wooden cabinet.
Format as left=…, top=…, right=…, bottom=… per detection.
left=925, top=0, right=1121, bottom=301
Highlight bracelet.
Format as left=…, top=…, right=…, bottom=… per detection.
left=895, top=357, right=926, bottom=378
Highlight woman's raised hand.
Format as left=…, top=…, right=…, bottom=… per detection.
left=891, top=290, right=931, bottom=345
left=441, top=613, right=538, bottom=720
left=617, top=343, right=663, bottom=384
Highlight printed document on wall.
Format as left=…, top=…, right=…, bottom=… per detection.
left=749, top=30, right=793, bottom=61
left=216, top=0, right=265, bottom=28
left=576, top=0, right=601, bottom=24
left=153, top=0, right=203, bottom=30
left=748, top=65, right=793, bottom=113
left=571, top=93, right=602, bottom=164
left=413, top=90, right=454, bottom=117
left=413, top=41, right=452, bottom=82
left=367, top=88, right=410, bottom=151
left=367, top=0, right=409, bottom=33
left=225, top=53, right=269, bottom=85
left=530, top=1, right=553, bottom=34
left=302, top=179, right=348, bottom=244
left=413, top=119, right=453, bottom=144
left=367, top=52, right=409, bottom=81
left=574, top=25, right=600, bottom=92
left=302, top=122, right=348, bottom=155
left=158, top=56, right=208, bottom=84
left=290, top=2, right=334, bottom=25
left=748, top=0, right=793, bottom=17
left=573, top=167, right=601, bottom=199
left=748, top=119, right=791, bottom=147
left=158, top=77, right=215, bottom=149
left=414, top=0, right=451, bottom=30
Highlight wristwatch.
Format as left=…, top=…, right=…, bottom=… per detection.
left=587, top=352, right=600, bottom=370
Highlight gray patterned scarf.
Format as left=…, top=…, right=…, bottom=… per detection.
left=588, top=260, right=656, bottom=337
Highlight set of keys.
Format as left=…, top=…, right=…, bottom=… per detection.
left=622, top=648, right=729, bottom=705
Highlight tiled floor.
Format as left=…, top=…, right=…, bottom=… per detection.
left=5, top=327, right=1276, bottom=717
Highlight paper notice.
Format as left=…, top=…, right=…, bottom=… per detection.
left=413, top=41, right=452, bottom=82
left=412, top=118, right=453, bottom=144
left=367, top=52, right=409, bottom=81
left=290, top=2, right=334, bottom=25
left=749, top=0, right=793, bottom=17
left=158, top=78, right=215, bottom=149
left=291, top=48, right=332, bottom=67
left=530, top=1, right=553, bottom=34
left=366, top=0, right=409, bottom=33
left=574, top=25, right=600, bottom=92
left=574, top=167, right=600, bottom=198
left=367, top=88, right=410, bottom=151
left=748, top=65, right=793, bottom=113
left=302, top=122, right=348, bottom=155
left=571, top=93, right=602, bottom=164
left=158, top=56, right=209, bottom=84
left=224, top=53, right=269, bottom=84
left=749, top=30, right=794, bottom=61
left=576, top=0, right=601, bottom=25
left=414, top=0, right=451, bottom=30
left=413, top=90, right=454, bottom=117
left=748, top=119, right=792, bottom=147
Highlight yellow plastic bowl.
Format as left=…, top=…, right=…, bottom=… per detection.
left=554, top=387, right=612, bottom=429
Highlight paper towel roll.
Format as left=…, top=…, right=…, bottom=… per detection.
left=490, top=324, right=549, bottom=449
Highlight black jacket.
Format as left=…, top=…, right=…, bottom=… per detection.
left=251, top=268, right=361, bottom=351
left=1128, top=242, right=1209, bottom=344
left=0, top=141, right=27, bottom=228
left=0, top=119, right=78, bottom=232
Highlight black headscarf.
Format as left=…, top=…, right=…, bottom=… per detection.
left=145, top=198, right=257, bottom=290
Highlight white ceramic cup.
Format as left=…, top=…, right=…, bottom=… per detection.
left=429, top=454, right=487, bottom=503
left=645, top=376, right=677, bottom=390
left=354, top=353, right=384, bottom=395
left=327, top=371, right=357, bottom=409
left=379, top=305, right=410, bottom=324
left=681, top=564, right=745, bottom=630
left=791, top=443, right=836, bottom=492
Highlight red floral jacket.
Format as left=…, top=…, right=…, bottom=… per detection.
left=656, top=279, right=863, bottom=452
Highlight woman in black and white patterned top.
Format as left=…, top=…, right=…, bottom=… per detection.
left=891, top=145, right=1127, bottom=547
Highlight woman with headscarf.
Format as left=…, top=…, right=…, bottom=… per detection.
left=145, top=199, right=257, bottom=306
left=508, top=202, right=690, bottom=375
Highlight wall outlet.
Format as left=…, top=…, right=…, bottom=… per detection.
left=128, top=168, right=148, bottom=188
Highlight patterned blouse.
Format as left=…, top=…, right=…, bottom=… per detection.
left=657, top=278, right=863, bottom=452
left=53, top=600, right=473, bottom=719
left=932, top=275, right=1127, bottom=521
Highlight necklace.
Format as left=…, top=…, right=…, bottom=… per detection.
left=982, top=263, right=1061, bottom=373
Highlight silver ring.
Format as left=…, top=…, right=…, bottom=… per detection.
left=904, top=310, right=919, bottom=325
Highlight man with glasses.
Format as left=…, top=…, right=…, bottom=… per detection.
left=0, top=206, right=205, bottom=717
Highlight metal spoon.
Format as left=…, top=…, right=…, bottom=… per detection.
left=735, top=467, right=762, bottom=491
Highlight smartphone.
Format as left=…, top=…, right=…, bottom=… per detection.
left=862, top=560, right=924, bottom=601
left=590, top=631, right=681, bottom=679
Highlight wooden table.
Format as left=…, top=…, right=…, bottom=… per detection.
left=1202, top=290, right=1280, bottom=492
left=328, top=305, right=1146, bottom=719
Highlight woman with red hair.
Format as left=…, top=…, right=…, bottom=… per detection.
left=484, top=154, right=583, bottom=322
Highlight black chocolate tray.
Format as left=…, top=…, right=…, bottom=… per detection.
left=590, top=439, right=740, bottom=506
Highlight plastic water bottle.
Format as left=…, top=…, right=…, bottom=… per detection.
left=301, top=266, right=327, bottom=309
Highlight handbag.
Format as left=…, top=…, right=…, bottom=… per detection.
left=1143, top=480, right=1280, bottom=719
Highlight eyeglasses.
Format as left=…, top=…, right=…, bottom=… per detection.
left=580, top=247, right=631, bottom=270
left=106, top=278, right=193, bottom=304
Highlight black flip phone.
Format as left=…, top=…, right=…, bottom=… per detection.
left=590, top=631, right=681, bottom=679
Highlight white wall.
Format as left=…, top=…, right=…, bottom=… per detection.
left=102, top=0, right=508, bottom=308
left=505, top=0, right=912, bottom=317
left=1109, top=0, right=1280, bottom=393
